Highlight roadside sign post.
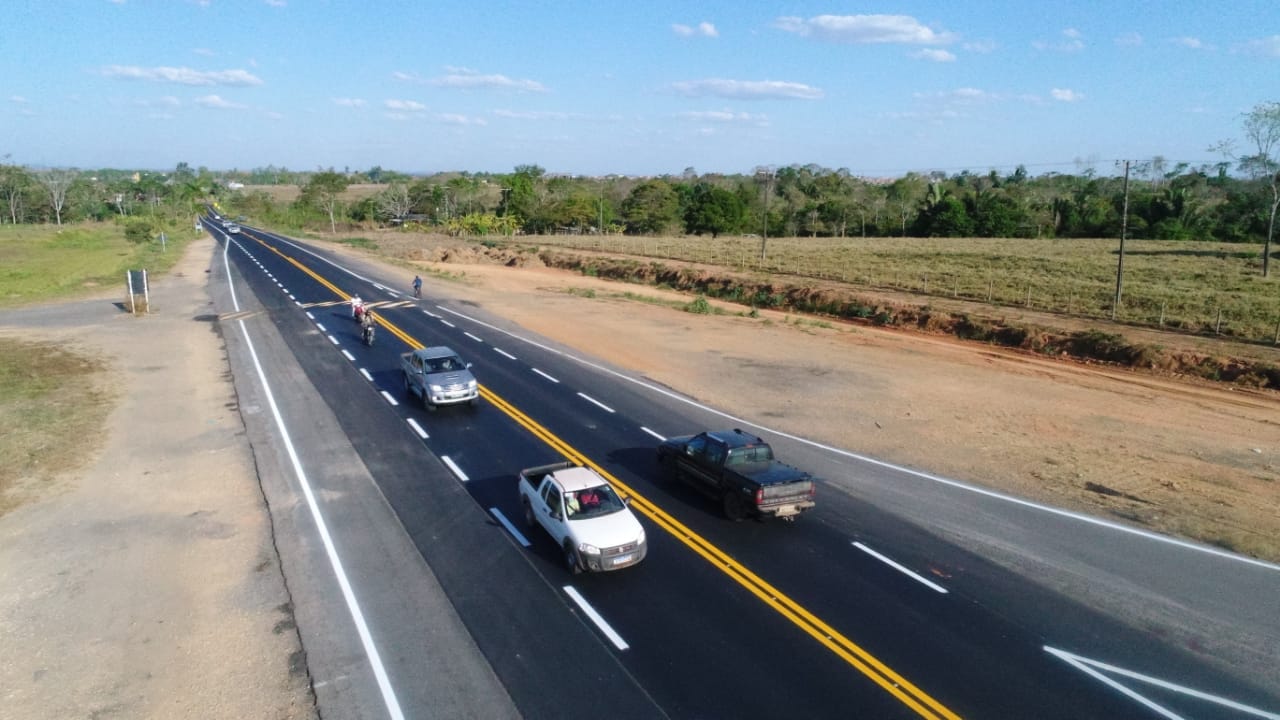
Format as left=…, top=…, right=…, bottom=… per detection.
left=126, top=269, right=149, bottom=315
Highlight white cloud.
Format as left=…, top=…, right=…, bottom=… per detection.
left=100, top=65, right=263, bottom=86
left=963, top=40, right=997, bottom=53
left=384, top=99, right=426, bottom=111
left=406, top=67, right=546, bottom=92
left=1172, top=36, right=1207, bottom=49
left=493, top=109, right=573, bottom=120
left=911, top=48, right=956, bottom=62
left=774, top=14, right=954, bottom=45
left=915, top=87, right=994, bottom=103
left=676, top=110, right=767, bottom=125
left=1033, top=29, right=1085, bottom=52
left=673, top=21, right=718, bottom=38
left=1235, top=35, right=1280, bottom=57
left=194, top=94, right=247, bottom=109
left=671, top=78, right=823, bottom=101
left=332, top=97, right=366, bottom=107
left=193, top=48, right=215, bottom=57
left=438, top=113, right=487, bottom=126
left=1114, top=32, right=1143, bottom=47
left=265, top=0, right=286, bottom=6
left=1050, top=88, right=1084, bottom=102
left=10, top=95, right=28, bottom=104
left=134, top=96, right=181, bottom=108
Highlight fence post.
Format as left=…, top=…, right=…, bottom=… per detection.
left=1274, top=318, right=1279, bottom=345
left=1025, top=284, right=1032, bottom=308
left=953, top=277, right=959, bottom=298
left=1215, top=308, right=1223, bottom=335
left=1159, top=301, right=1166, bottom=326
left=987, top=278, right=993, bottom=302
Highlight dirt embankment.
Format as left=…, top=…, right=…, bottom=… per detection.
left=380, top=233, right=1280, bottom=390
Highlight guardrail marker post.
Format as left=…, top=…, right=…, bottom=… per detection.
left=1215, top=308, right=1223, bottom=335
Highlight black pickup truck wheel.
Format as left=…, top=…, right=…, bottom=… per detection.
left=523, top=500, right=536, bottom=529
left=722, top=491, right=749, bottom=522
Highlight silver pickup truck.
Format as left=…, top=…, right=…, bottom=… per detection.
left=400, top=346, right=479, bottom=410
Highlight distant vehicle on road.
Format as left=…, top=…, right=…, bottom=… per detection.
left=519, top=461, right=647, bottom=574
left=400, top=346, right=478, bottom=410
left=225, top=223, right=241, bottom=234
left=656, top=429, right=816, bottom=521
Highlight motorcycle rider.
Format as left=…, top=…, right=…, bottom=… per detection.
left=360, top=309, right=376, bottom=345
left=351, top=294, right=364, bottom=320
left=412, top=275, right=422, bottom=298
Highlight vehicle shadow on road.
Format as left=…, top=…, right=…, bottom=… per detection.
left=605, top=446, right=726, bottom=523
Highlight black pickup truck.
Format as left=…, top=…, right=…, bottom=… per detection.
left=656, top=429, right=816, bottom=521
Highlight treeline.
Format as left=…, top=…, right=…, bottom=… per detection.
left=1, top=159, right=1274, bottom=245
left=268, top=160, right=1277, bottom=244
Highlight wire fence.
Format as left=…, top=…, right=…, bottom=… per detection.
left=524, top=234, right=1280, bottom=346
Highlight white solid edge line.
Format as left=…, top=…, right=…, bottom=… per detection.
left=532, top=368, right=560, bottom=383
left=1044, top=646, right=1280, bottom=720
left=577, top=392, right=615, bottom=413
left=406, top=418, right=428, bottom=439
left=464, top=332, right=483, bottom=342
left=432, top=303, right=1280, bottom=573
left=327, top=335, right=340, bottom=345
left=359, top=368, right=374, bottom=382
left=493, top=347, right=517, bottom=360
left=441, top=455, right=469, bottom=482
left=341, top=350, right=356, bottom=362
left=563, top=586, right=629, bottom=651
left=221, top=244, right=405, bottom=720
left=380, top=390, right=399, bottom=406
left=852, top=542, right=948, bottom=594
left=316, top=322, right=327, bottom=332
left=640, top=427, right=666, bottom=441
left=440, top=320, right=455, bottom=328
left=489, top=508, right=531, bottom=547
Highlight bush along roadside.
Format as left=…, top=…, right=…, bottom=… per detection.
left=540, top=251, right=1280, bottom=390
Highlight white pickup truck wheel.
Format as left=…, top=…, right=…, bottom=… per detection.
left=564, top=543, right=583, bottom=575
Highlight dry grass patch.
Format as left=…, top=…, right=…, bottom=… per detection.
left=0, top=338, right=115, bottom=515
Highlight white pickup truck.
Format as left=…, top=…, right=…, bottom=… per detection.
left=518, top=462, right=647, bottom=574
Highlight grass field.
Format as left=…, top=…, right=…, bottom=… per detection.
left=524, top=234, right=1280, bottom=344
left=0, top=339, right=113, bottom=516
left=0, top=222, right=194, bottom=308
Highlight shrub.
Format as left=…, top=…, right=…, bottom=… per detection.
left=684, top=294, right=712, bottom=314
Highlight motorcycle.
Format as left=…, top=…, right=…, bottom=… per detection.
left=362, top=322, right=376, bottom=346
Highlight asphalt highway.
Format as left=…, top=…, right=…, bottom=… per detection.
left=207, top=218, right=1280, bottom=720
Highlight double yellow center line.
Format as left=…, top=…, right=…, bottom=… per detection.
left=246, top=234, right=962, bottom=720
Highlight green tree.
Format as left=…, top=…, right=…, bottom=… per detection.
left=621, top=179, right=680, bottom=234
left=0, top=165, right=34, bottom=223
left=302, top=170, right=350, bottom=233
left=1226, top=102, right=1280, bottom=277
left=683, top=183, right=744, bottom=238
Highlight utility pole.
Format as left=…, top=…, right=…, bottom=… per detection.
left=757, top=168, right=774, bottom=261
left=1112, top=160, right=1131, bottom=319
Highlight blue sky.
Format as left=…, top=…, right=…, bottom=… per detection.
left=2, top=1, right=1277, bottom=177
